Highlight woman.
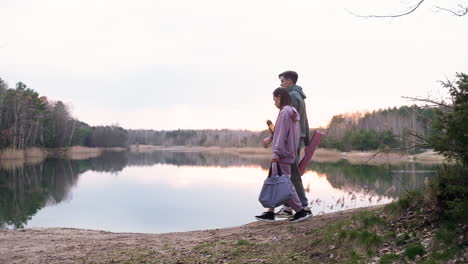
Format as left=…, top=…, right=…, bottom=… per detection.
left=255, top=88, right=310, bottom=223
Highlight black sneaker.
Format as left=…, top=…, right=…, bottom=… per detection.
left=274, top=206, right=293, bottom=218
left=289, top=209, right=311, bottom=223
left=255, top=211, right=275, bottom=222
left=304, top=208, right=313, bottom=216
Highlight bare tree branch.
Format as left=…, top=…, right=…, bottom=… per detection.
left=347, top=0, right=467, bottom=18
left=435, top=5, right=468, bottom=16
left=407, top=131, right=433, bottom=147
left=346, top=0, right=426, bottom=18
left=401, top=96, right=454, bottom=109
left=361, top=145, right=424, bottom=165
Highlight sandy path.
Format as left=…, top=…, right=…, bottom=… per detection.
left=0, top=208, right=373, bottom=264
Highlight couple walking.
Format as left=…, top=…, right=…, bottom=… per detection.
left=255, top=71, right=312, bottom=223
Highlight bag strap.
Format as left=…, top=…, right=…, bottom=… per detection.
left=268, top=162, right=282, bottom=177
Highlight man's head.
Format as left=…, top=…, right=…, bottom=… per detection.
left=278, top=71, right=298, bottom=88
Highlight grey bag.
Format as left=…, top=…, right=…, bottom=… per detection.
left=258, top=163, right=293, bottom=208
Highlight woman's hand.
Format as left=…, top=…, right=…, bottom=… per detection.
left=262, top=137, right=272, bottom=148
left=271, top=158, right=279, bottom=163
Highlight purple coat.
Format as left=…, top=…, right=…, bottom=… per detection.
left=272, top=105, right=301, bottom=164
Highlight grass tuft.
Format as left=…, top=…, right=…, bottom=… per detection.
left=236, top=240, right=255, bottom=247
left=193, top=242, right=214, bottom=252
left=404, top=243, right=425, bottom=260
left=379, top=253, right=399, bottom=264
left=348, top=250, right=363, bottom=264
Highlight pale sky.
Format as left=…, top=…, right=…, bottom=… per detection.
left=1, top=0, right=467, bottom=130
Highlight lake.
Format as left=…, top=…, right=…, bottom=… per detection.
left=0, top=150, right=438, bottom=233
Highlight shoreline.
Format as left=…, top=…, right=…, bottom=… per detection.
left=0, top=145, right=446, bottom=168
left=130, top=145, right=446, bottom=164
left=0, top=205, right=381, bottom=264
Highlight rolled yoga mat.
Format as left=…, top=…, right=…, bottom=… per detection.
left=298, top=130, right=325, bottom=176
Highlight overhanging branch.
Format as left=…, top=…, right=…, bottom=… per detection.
left=435, top=5, right=468, bottom=16
left=347, top=0, right=426, bottom=18
left=401, top=96, right=454, bottom=110
left=348, top=0, right=467, bottom=18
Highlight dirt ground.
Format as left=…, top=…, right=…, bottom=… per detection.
left=0, top=207, right=372, bottom=264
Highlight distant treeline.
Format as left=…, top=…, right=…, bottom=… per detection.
left=128, top=105, right=437, bottom=151
left=320, top=106, right=437, bottom=152
left=128, top=129, right=270, bottom=147
left=0, top=77, right=437, bottom=151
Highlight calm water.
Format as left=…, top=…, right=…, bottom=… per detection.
left=0, top=150, right=438, bottom=233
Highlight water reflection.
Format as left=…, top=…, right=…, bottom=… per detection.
left=0, top=159, right=87, bottom=228
left=310, top=161, right=435, bottom=198
left=0, top=150, right=438, bottom=233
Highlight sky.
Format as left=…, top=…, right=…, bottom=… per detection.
left=1, top=0, right=467, bottom=131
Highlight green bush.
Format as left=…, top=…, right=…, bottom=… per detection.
left=430, top=165, right=468, bottom=222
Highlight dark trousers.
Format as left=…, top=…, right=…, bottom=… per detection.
left=285, top=139, right=309, bottom=208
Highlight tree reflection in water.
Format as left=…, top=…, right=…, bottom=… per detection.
left=0, top=150, right=438, bottom=229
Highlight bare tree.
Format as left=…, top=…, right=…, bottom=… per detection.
left=347, top=0, right=467, bottom=18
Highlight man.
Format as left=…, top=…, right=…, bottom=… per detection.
left=263, top=71, right=311, bottom=217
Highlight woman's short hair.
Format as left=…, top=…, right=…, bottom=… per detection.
left=273, top=88, right=292, bottom=108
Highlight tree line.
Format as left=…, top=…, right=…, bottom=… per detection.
left=0, top=77, right=129, bottom=149
left=0, top=76, right=440, bottom=152
left=320, top=105, right=437, bottom=152
left=127, top=129, right=270, bottom=148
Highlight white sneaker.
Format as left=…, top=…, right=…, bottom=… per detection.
left=274, top=206, right=293, bottom=218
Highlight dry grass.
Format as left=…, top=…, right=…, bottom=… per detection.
left=0, top=148, right=46, bottom=169
left=344, top=151, right=447, bottom=165
left=106, top=147, right=128, bottom=152
left=25, top=147, right=46, bottom=158
left=129, top=145, right=164, bottom=152
left=413, top=151, right=445, bottom=164
left=129, top=145, right=447, bottom=165
left=312, top=148, right=343, bottom=163
left=0, top=159, right=25, bottom=170
left=66, top=146, right=102, bottom=160
left=0, top=145, right=446, bottom=166
left=67, top=146, right=102, bottom=154
left=24, top=148, right=47, bottom=165
left=345, top=151, right=413, bottom=165
left=0, top=148, right=25, bottom=160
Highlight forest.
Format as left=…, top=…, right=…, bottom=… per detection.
left=320, top=105, right=436, bottom=151
left=0, top=78, right=128, bottom=149
left=0, top=76, right=438, bottom=152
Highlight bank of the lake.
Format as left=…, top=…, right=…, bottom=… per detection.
left=2, top=202, right=465, bottom=264
left=129, top=145, right=446, bottom=165
left=1, top=147, right=462, bottom=263
left=0, top=145, right=446, bottom=169
left=0, top=146, right=123, bottom=169
left=0, top=206, right=379, bottom=264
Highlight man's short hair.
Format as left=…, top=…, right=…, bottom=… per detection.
left=278, top=71, right=298, bottom=84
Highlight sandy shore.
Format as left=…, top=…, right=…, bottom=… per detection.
left=0, top=206, right=378, bottom=264
left=0, top=145, right=445, bottom=170
left=130, top=145, right=446, bottom=165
